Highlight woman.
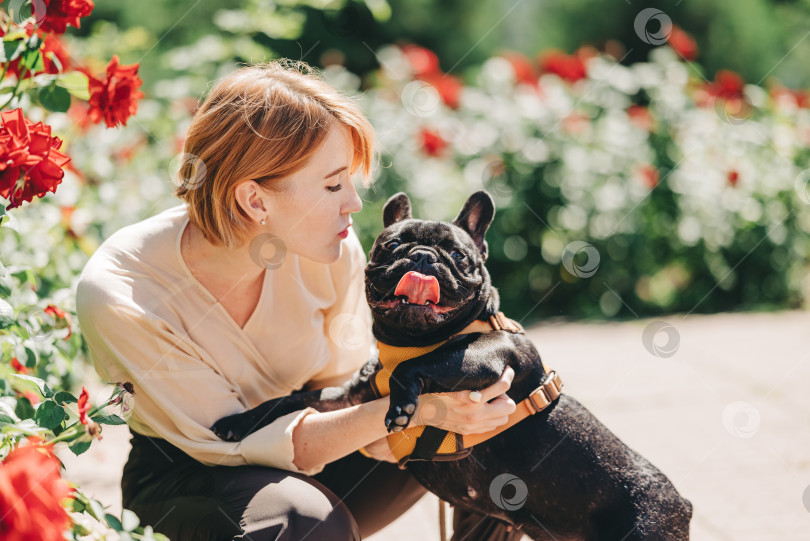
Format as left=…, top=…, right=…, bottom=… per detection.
left=75, top=59, right=520, bottom=540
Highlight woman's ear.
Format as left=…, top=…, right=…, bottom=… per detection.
left=235, top=180, right=267, bottom=224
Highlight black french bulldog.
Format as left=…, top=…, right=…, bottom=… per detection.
left=211, top=191, right=693, bottom=540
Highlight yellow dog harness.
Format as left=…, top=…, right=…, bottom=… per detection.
left=369, top=312, right=563, bottom=466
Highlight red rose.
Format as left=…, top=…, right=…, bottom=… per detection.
left=419, top=128, right=448, bottom=157
left=10, top=358, right=28, bottom=375
left=401, top=44, right=441, bottom=78
left=418, top=71, right=463, bottom=109
left=8, top=33, right=71, bottom=79
left=727, top=170, right=739, bottom=187
left=501, top=51, right=538, bottom=88
left=627, top=105, right=655, bottom=132
left=707, top=70, right=746, bottom=101
left=43, top=304, right=66, bottom=320
left=667, top=25, right=698, bottom=61
left=78, top=55, right=145, bottom=128
left=635, top=164, right=659, bottom=189
left=0, top=439, right=73, bottom=540
left=539, top=50, right=587, bottom=83
left=0, top=108, right=71, bottom=210
left=77, top=386, right=90, bottom=425
left=33, top=0, right=95, bottom=35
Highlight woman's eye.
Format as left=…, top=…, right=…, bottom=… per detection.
left=450, top=250, right=465, bottom=261
left=385, top=240, right=400, bottom=250
left=326, top=184, right=342, bottom=192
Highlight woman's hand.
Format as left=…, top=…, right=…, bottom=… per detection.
left=361, top=436, right=398, bottom=463
left=413, top=366, right=517, bottom=435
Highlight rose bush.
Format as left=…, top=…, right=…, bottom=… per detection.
left=0, top=4, right=166, bottom=539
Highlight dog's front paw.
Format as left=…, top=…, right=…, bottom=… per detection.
left=384, top=402, right=417, bottom=433
left=210, top=413, right=255, bottom=442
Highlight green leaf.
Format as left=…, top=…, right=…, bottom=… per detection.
left=3, top=41, right=24, bottom=63
left=71, top=497, right=87, bottom=513
left=53, top=391, right=78, bottom=405
left=86, top=498, right=106, bottom=522
left=9, top=373, right=53, bottom=398
left=91, top=412, right=127, bottom=425
left=121, top=509, right=140, bottom=531
left=14, top=396, right=35, bottom=420
left=68, top=439, right=91, bottom=456
left=56, top=71, right=90, bottom=100
left=105, top=513, right=123, bottom=531
left=38, top=84, right=71, bottom=113
left=0, top=258, right=6, bottom=278
left=0, top=298, right=14, bottom=329
left=34, top=401, right=65, bottom=430
left=0, top=414, right=15, bottom=426
left=20, top=48, right=43, bottom=74
left=23, top=346, right=37, bottom=368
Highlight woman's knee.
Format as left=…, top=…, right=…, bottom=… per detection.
left=239, top=474, right=360, bottom=541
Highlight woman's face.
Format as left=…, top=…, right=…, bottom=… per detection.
left=262, top=124, right=363, bottom=265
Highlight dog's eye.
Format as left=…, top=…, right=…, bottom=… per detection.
left=384, top=240, right=400, bottom=251
left=450, top=250, right=465, bottom=261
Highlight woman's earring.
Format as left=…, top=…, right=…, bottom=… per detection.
left=260, top=217, right=266, bottom=225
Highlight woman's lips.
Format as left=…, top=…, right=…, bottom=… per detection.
left=338, top=224, right=350, bottom=238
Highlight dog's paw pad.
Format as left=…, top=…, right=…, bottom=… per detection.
left=404, top=403, right=416, bottom=415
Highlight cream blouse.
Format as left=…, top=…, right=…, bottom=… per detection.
left=75, top=203, right=376, bottom=475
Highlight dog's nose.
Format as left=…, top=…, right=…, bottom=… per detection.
left=409, top=250, right=438, bottom=267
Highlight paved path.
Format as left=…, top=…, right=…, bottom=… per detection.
left=57, top=310, right=810, bottom=540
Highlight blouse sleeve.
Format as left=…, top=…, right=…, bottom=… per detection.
left=307, top=228, right=377, bottom=390
left=75, top=278, right=324, bottom=475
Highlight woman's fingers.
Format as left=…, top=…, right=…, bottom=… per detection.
left=479, top=366, right=515, bottom=403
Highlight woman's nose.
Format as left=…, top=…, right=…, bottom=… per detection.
left=344, top=182, right=362, bottom=214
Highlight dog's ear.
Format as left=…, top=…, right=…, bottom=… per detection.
left=453, top=191, right=495, bottom=259
left=383, top=192, right=413, bottom=228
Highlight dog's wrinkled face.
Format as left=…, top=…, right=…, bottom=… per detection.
left=365, top=191, right=495, bottom=334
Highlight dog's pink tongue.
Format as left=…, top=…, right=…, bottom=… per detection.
left=395, top=271, right=440, bottom=305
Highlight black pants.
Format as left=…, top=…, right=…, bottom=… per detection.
left=121, top=430, right=523, bottom=540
